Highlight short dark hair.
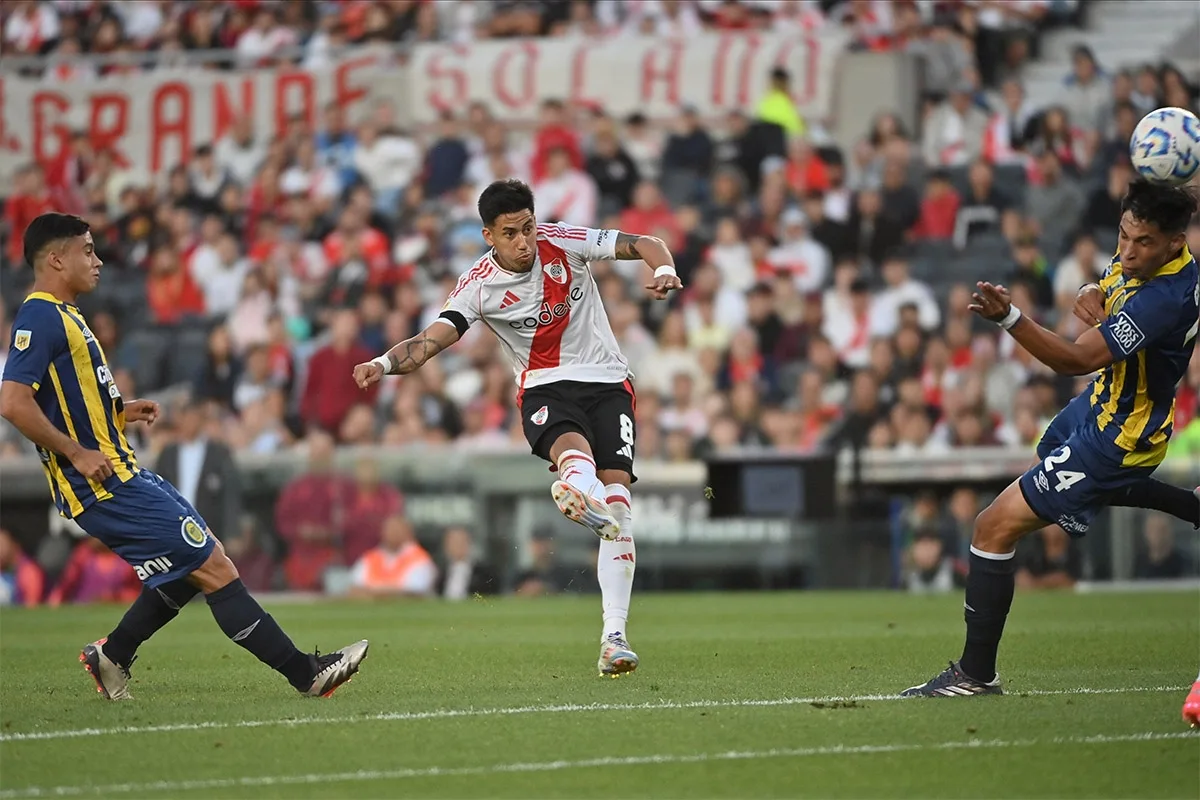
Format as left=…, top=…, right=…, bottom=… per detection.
left=23, top=212, right=90, bottom=268
left=477, top=179, right=535, bottom=227
left=1121, top=179, right=1199, bottom=236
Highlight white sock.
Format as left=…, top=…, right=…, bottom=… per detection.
left=557, top=449, right=605, bottom=502
left=598, top=483, right=634, bottom=640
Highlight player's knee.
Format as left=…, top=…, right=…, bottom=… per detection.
left=971, top=503, right=1021, bottom=553
left=188, top=544, right=241, bottom=594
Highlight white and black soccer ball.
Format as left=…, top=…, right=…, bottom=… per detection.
left=1129, top=106, right=1200, bottom=186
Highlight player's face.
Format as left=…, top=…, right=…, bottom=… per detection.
left=483, top=210, right=537, bottom=273
left=57, top=232, right=103, bottom=293
left=1117, top=212, right=1186, bottom=281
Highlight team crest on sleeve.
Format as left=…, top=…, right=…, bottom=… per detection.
left=181, top=517, right=208, bottom=548
left=13, top=330, right=31, bottom=351
left=546, top=260, right=567, bottom=285
left=531, top=405, right=549, bottom=426
left=1109, top=311, right=1145, bottom=355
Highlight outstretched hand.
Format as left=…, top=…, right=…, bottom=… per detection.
left=645, top=272, right=683, bottom=300
left=968, top=282, right=1012, bottom=323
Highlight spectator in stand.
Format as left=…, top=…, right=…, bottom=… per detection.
left=661, top=105, right=715, bottom=206
left=48, top=537, right=141, bottom=607
left=532, top=146, right=597, bottom=226
left=768, top=207, right=830, bottom=295
left=1052, top=231, right=1109, bottom=316
left=215, top=115, right=266, bottom=188
left=823, top=276, right=873, bottom=370
left=341, top=458, right=405, bottom=566
left=530, top=99, right=584, bottom=184
left=620, top=181, right=681, bottom=251
left=434, top=527, right=497, bottom=599
left=0, top=528, right=44, bottom=607
left=1060, top=44, right=1111, bottom=136
left=871, top=257, right=940, bottom=337
left=155, top=397, right=243, bottom=544
left=1015, top=526, right=1082, bottom=589
left=953, top=159, right=1017, bottom=250
left=348, top=514, right=437, bottom=599
left=756, top=66, right=805, bottom=137
left=194, top=324, right=241, bottom=410
left=1025, top=149, right=1085, bottom=259
left=1134, top=513, right=1192, bottom=580
left=922, top=82, right=989, bottom=167
left=146, top=245, right=206, bottom=325
left=4, top=165, right=56, bottom=267
left=586, top=126, right=641, bottom=219
left=301, top=308, right=378, bottom=437
left=352, top=116, right=422, bottom=220
left=1082, top=159, right=1131, bottom=235
left=911, top=168, right=960, bottom=241
left=275, top=430, right=354, bottom=592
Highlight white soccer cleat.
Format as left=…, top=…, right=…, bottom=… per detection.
left=598, top=633, right=639, bottom=676
left=79, top=638, right=134, bottom=701
left=552, top=480, right=621, bottom=540
left=304, top=639, right=369, bottom=698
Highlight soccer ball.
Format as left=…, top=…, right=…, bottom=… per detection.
left=1129, top=107, right=1200, bottom=186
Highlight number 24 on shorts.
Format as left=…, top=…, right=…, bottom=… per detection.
left=1043, top=446, right=1086, bottom=492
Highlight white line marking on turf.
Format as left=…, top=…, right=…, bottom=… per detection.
left=0, top=731, right=1194, bottom=798
left=0, top=685, right=1184, bottom=744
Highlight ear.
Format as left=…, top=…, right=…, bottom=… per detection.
left=481, top=227, right=494, bottom=248
left=1169, top=232, right=1187, bottom=254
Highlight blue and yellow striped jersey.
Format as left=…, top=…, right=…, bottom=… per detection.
left=3, top=291, right=138, bottom=518
left=1088, top=245, right=1199, bottom=468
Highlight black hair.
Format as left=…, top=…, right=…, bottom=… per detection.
left=477, top=179, right=535, bottom=227
left=23, top=212, right=90, bottom=268
left=1121, top=179, right=1199, bottom=236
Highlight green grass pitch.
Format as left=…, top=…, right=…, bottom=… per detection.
left=1, top=591, right=1197, bottom=798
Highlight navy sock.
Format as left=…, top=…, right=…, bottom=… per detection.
left=959, top=548, right=1017, bottom=683
left=104, top=581, right=200, bottom=668
left=1110, top=480, right=1199, bottom=528
left=205, top=579, right=313, bottom=690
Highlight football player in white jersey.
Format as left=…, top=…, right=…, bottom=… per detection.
left=353, top=179, right=682, bottom=675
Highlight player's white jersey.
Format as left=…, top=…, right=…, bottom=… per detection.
left=439, top=223, right=630, bottom=389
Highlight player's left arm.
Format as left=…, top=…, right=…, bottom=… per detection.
left=613, top=232, right=683, bottom=300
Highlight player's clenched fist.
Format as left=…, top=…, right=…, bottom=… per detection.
left=70, top=448, right=115, bottom=482
left=353, top=360, right=385, bottom=390
left=1073, top=283, right=1106, bottom=327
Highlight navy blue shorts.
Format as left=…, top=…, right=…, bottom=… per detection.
left=75, top=470, right=214, bottom=588
left=1019, top=394, right=1156, bottom=537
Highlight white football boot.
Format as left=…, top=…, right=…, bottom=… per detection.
left=598, top=633, right=639, bottom=676
left=551, top=480, right=621, bottom=540
left=79, top=638, right=134, bottom=701
left=304, top=639, right=370, bottom=697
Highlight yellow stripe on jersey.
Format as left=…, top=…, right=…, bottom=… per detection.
left=1115, top=351, right=1152, bottom=449
left=1096, top=358, right=1126, bottom=431
left=59, top=310, right=136, bottom=481
left=46, top=363, right=98, bottom=516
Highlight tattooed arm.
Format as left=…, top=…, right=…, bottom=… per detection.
left=353, top=321, right=461, bottom=389
left=612, top=232, right=683, bottom=300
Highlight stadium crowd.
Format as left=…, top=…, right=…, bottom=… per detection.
left=2, top=0, right=1199, bottom=603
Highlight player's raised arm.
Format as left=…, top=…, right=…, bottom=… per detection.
left=612, top=232, right=683, bottom=300
left=970, top=280, right=1183, bottom=376
left=353, top=320, right=462, bottom=389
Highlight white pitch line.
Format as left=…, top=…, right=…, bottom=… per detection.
left=0, top=730, right=1195, bottom=798
left=0, top=685, right=1185, bottom=744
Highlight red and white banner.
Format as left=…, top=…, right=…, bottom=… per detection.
left=0, top=55, right=384, bottom=180
left=408, top=31, right=847, bottom=124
